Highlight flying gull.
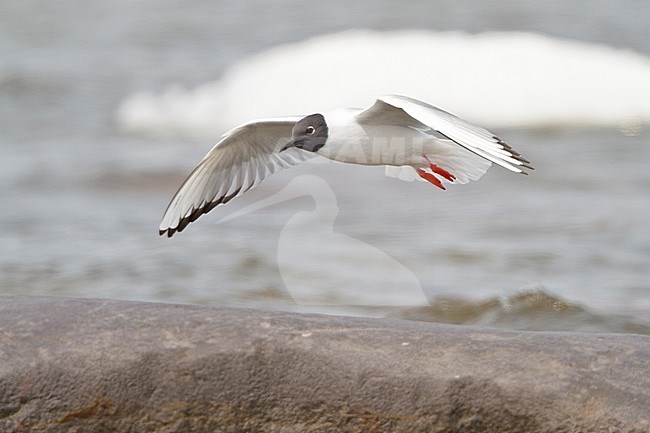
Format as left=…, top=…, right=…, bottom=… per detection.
left=159, top=94, right=532, bottom=237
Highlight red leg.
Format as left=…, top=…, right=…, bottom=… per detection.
left=430, top=164, right=455, bottom=182
left=417, top=168, right=445, bottom=190
left=423, top=155, right=455, bottom=182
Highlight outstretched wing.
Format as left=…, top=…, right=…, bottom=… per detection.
left=356, top=94, right=533, bottom=173
left=159, top=117, right=311, bottom=237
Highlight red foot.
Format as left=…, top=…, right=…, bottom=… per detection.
left=423, top=155, right=455, bottom=182
left=417, top=168, right=445, bottom=190
left=430, top=164, right=455, bottom=182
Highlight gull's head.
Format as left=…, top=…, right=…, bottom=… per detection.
left=281, top=113, right=328, bottom=153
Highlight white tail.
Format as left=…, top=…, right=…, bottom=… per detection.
left=385, top=138, right=492, bottom=187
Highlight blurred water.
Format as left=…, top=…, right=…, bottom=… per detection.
left=1, top=1, right=649, bottom=333
left=116, top=30, right=650, bottom=134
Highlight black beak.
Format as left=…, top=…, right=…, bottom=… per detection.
left=280, top=141, right=295, bottom=152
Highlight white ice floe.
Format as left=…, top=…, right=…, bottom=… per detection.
left=116, top=30, right=650, bottom=137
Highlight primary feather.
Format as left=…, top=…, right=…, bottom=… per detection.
left=159, top=117, right=310, bottom=237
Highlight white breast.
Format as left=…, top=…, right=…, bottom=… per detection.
left=316, top=108, right=426, bottom=166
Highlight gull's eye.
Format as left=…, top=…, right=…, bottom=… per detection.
left=305, top=126, right=315, bottom=135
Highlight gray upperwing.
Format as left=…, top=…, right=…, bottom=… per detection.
left=355, top=98, right=430, bottom=130
left=364, top=94, right=533, bottom=173
left=159, top=117, right=311, bottom=237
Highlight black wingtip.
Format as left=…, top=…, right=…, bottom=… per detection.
left=494, top=136, right=533, bottom=166
left=158, top=188, right=243, bottom=239
left=159, top=227, right=178, bottom=238
left=518, top=163, right=535, bottom=175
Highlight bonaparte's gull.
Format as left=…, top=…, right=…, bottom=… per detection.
left=159, top=94, right=532, bottom=237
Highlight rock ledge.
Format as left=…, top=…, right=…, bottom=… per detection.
left=0, top=296, right=648, bottom=432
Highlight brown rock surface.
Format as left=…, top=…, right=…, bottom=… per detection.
left=0, top=296, right=648, bottom=432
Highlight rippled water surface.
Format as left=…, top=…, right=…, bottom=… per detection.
left=1, top=1, right=649, bottom=333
